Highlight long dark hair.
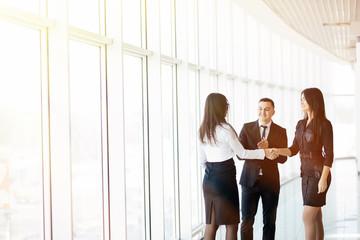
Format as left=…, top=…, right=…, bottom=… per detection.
left=199, top=93, right=230, bottom=144
left=302, top=88, right=327, bottom=144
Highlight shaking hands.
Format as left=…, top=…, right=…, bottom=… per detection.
left=264, top=148, right=279, bottom=160
left=258, top=138, right=279, bottom=160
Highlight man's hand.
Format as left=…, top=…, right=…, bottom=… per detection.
left=257, top=137, right=269, bottom=149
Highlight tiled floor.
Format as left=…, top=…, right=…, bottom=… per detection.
left=252, top=158, right=360, bottom=240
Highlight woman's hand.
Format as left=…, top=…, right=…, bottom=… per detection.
left=318, top=166, right=330, bottom=194
left=318, top=178, right=328, bottom=194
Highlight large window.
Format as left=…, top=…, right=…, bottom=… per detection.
left=123, top=54, right=147, bottom=240
left=0, top=21, right=45, bottom=240
left=69, top=40, right=104, bottom=240
left=188, top=70, right=202, bottom=229
left=161, top=63, right=178, bottom=239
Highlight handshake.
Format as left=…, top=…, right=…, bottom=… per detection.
left=264, top=148, right=280, bottom=160
left=257, top=138, right=281, bottom=160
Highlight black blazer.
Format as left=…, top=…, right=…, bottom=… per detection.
left=238, top=120, right=287, bottom=191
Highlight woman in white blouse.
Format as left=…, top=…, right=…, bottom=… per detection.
left=199, top=93, right=276, bottom=240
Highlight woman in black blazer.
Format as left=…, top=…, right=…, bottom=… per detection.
left=273, top=88, right=333, bottom=240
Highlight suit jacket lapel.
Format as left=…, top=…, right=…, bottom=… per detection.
left=252, top=120, right=261, bottom=143
left=267, top=122, right=277, bottom=147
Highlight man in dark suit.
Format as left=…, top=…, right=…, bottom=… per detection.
left=238, top=98, right=287, bottom=240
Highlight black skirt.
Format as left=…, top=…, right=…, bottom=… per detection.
left=203, top=159, right=240, bottom=225
left=302, top=172, right=331, bottom=207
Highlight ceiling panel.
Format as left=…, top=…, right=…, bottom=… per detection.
left=262, top=0, right=360, bottom=62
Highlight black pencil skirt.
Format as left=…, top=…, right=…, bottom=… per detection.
left=302, top=172, right=331, bottom=207
left=203, top=159, right=240, bottom=225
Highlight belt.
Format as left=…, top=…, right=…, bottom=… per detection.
left=300, top=152, right=323, bottom=159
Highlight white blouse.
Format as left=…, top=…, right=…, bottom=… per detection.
left=199, top=123, right=265, bottom=168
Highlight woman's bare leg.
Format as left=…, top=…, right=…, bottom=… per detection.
left=315, top=208, right=324, bottom=240
left=225, top=223, right=238, bottom=240
left=204, top=204, right=219, bottom=240
left=303, top=206, right=321, bottom=240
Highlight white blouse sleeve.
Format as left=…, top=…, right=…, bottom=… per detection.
left=198, top=139, right=207, bottom=168
left=226, top=126, right=265, bottom=160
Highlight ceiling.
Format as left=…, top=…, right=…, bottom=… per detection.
left=262, top=0, right=360, bottom=63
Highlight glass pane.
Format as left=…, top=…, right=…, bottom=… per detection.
left=282, top=39, right=291, bottom=85
left=260, top=24, right=271, bottom=83
left=0, top=21, right=43, bottom=239
left=189, top=70, right=201, bottom=228
left=122, top=0, right=142, bottom=46
left=218, top=77, right=227, bottom=96
left=333, top=65, right=355, bottom=95
left=247, top=82, right=260, bottom=120
left=291, top=44, right=300, bottom=88
left=272, top=87, right=284, bottom=127
left=187, top=0, right=198, bottom=64
left=271, top=33, right=281, bottom=84
left=209, top=75, right=217, bottom=92
left=199, top=78, right=210, bottom=121
left=225, top=0, right=232, bottom=74
left=334, top=96, right=356, bottom=158
left=247, top=14, right=259, bottom=80
left=208, top=0, right=216, bottom=69
left=123, top=54, right=146, bottom=240
left=198, top=0, right=209, bottom=67
left=233, top=80, right=246, bottom=131
left=0, top=0, right=39, bottom=15
left=232, top=4, right=242, bottom=77
left=313, top=55, right=321, bottom=87
left=161, top=64, right=176, bottom=239
left=216, top=1, right=226, bottom=72
left=226, top=79, right=234, bottom=124
left=307, top=52, right=314, bottom=85
left=68, top=0, right=100, bottom=33
left=69, top=41, right=103, bottom=240
left=241, top=12, right=248, bottom=78
left=199, top=74, right=217, bottom=122
left=298, top=47, right=307, bottom=88
left=160, top=0, right=174, bottom=56
left=281, top=90, right=298, bottom=181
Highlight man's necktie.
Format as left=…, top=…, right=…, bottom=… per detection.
left=261, top=125, right=267, bottom=139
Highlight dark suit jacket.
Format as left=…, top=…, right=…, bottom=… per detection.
left=239, top=120, right=287, bottom=191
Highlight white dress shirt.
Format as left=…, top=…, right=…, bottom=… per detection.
left=258, top=120, right=272, bottom=175
left=258, top=120, right=272, bottom=139
left=199, top=123, right=265, bottom=168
